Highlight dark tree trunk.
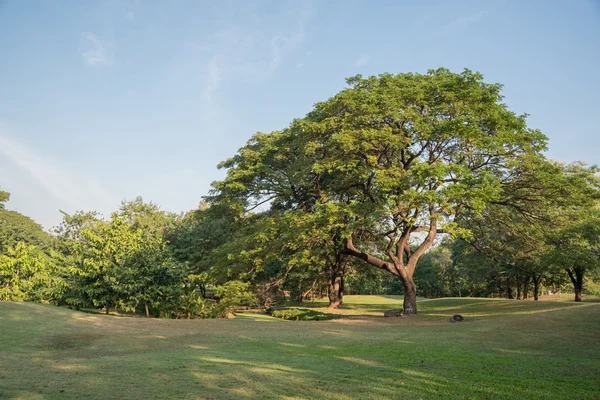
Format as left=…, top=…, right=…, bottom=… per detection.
left=105, top=305, right=110, bottom=315
left=523, top=276, right=530, bottom=300
left=533, top=278, right=540, bottom=301
left=506, top=277, right=514, bottom=299
left=145, top=301, right=151, bottom=318
left=567, top=268, right=584, bottom=302
left=402, top=277, right=418, bottom=316
left=516, top=276, right=521, bottom=299
left=327, top=254, right=347, bottom=309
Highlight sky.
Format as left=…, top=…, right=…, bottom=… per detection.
left=1, top=0, right=599, bottom=230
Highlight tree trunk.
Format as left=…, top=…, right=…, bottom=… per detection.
left=516, top=276, right=521, bottom=299
left=328, top=276, right=343, bottom=309
left=145, top=301, right=151, bottom=318
left=105, top=305, right=110, bottom=315
left=523, top=276, right=530, bottom=300
left=402, top=277, right=418, bottom=316
left=506, top=277, right=514, bottom=299
left=327, top=254, right=346, bottom=309
left=300, top=279, right=318, bottom=302
left=567, top=268, right=584, bottom=302
left=533, top=279, right=540, bottom=301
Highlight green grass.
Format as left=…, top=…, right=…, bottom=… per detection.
left=1, top=296, right=599, bottom=399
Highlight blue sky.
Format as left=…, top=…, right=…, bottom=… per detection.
left=1, top=0, right=599, bottom=229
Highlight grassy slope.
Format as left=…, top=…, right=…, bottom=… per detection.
left=0, top=297, right=598, bottom=400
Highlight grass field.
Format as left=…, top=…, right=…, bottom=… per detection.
left=1, top=296, right=599, bottom=399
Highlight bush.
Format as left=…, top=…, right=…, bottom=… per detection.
left=271, top=308, right=335, bottom=321
left=214, top=280, right=256, bottom=317
left=165, top=291, right=216, bottom=319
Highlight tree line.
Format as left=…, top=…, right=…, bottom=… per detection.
left=1, top=68, right=599, bottom=317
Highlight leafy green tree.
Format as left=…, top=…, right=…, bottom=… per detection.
left=455, top=161, right=600, bottom=301
left=64, top=213, right=144, bottom=313
left=214, top=69, right=547, bottom=315
left=542, top=207, right=600, bottom=301
left=0, top=242, right=63, bottom=302
left=0, top=189, right=9, bottom=209
left=0, top=190, right=53, bottom=253
left=118, top=196, right=176, bottom=237
left=119, top=244, right=182, bottom=317
left=214, top=280, right=256, bottom=317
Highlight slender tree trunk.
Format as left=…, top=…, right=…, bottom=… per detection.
left=533, top=278, right=540, bottom=301
left=506, top=277, right=514, bottom=299
left=145, top=301, right=151, bottom=318
left=567, top=268, right=584, bottom=302
left=105, top=304, right=110, bottom=315
left=523, top=276, right=530, bottom=300
left=402, top=277, right=418, bottom=316
left=300, top=279, right=318, bottom=302
left=327, top=254, right=346, bottom=309
left=516, top=276, right=521, bottom=299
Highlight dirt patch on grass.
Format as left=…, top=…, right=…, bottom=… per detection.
left=44, top=333, right=103, bottom=350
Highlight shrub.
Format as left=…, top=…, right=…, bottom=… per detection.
left=271, top=308, right=335, bottom=321
left=214, top=280, right=256, bottom=318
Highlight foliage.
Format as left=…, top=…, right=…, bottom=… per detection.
left=214, top=280, right=256, bottom=317
left=0, top=209, right=53, bottom=254
left=209, top=68, right=549, bottom=314
left=0, top=189, right=9, bottom=209
left=0, top=242, right=65, bottom=302
left=270, top=308, right=335, bottom=321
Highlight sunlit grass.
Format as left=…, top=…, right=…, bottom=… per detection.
left=0, top=297, right=599, bottom=399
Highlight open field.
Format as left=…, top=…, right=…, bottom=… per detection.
left=1, top=296, right=599, bottom=399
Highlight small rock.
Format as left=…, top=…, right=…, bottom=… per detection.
left=384, top=309, right=403, bottom=317
left=450, top=314, right=464, bottom=322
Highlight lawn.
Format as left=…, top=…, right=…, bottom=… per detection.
left=1, top=296, right=599, bottom=399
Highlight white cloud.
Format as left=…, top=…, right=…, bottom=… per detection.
left=190, top=1, right=315, bottom=93
left=0, top=134, right=116, bottom=224
left=204, top=57, right=222, bottom=101
left=80, top=32, right=114, bottom=66
left=355, top=54, right=369, bottom=67
left=267, top=29, right=305, bottom=75
left=443, top=10, right=489, bottom=31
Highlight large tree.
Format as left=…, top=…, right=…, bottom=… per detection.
left=214, top=69, right=547, bottom=315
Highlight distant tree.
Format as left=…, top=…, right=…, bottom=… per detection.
left=0, top=189, right=9, bottom=209
left=118, top=196, right=176, bottom=237
left=0, top=190, right=53, bottom=253
left=413, top=241, right=453, bottom=298
left=456, top=161, right=600, bottom=301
